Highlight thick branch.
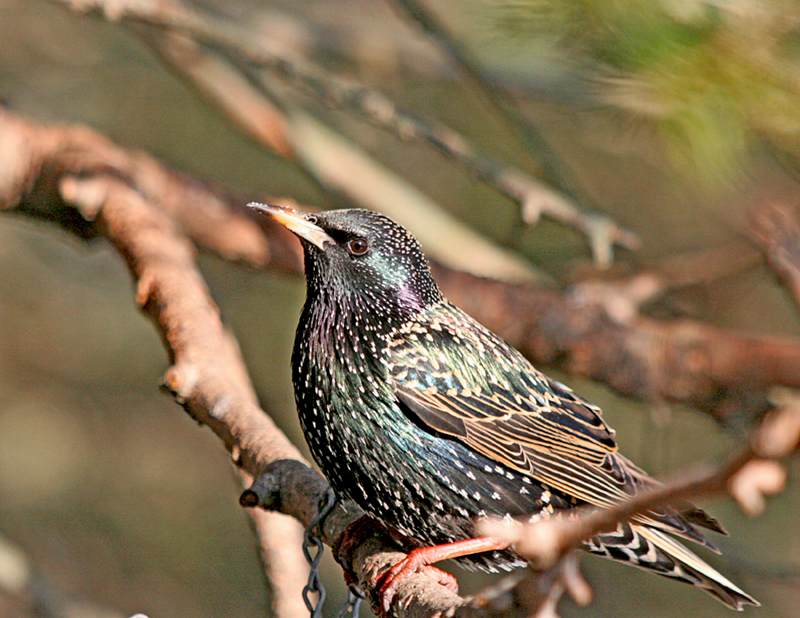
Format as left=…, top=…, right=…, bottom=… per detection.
left=62, top=169, right=311, bottom=618
left=0, top=108, right=494, bottom=618
left=242, top=460, right=468, bottom=618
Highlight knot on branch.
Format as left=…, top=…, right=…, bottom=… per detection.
left=162, top=364, right=200, bottom=403
left=240, top=458, right=317, bottom=512
left=240, top=459, right=365, bottom=545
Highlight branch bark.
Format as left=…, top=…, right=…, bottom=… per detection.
left=0, top=108, right=483, bottom=618
left=61, top=166, right=312, bottom=618
left=751, top=201, right=800, bottom=312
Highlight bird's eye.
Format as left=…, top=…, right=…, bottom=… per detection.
left=346, top=238, right=369, bottom=256
left=306, top=214, right=318, bottom=225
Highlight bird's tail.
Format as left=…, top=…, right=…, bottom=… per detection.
left=585, top=522, right=759, bottom=611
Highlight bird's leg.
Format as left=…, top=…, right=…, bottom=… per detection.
left=378, top=536, right=509, bottom=612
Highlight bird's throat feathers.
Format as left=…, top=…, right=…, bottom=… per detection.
left=297, top=280, right=417, bottom=364
left=302, top=243, right=439, bottom=325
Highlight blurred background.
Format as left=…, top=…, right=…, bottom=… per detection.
left=1, top=0, right=799, bottom=617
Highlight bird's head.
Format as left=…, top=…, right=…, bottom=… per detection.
left=250, top=204, right=443, bottom=318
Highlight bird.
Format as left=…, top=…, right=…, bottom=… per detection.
left=250, top=203, right=759, bottom=612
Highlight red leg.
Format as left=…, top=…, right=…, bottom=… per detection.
left=378, top=536, right=509, bottom=612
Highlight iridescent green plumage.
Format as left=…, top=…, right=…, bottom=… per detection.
left=251, top=203, right=758, bottom=611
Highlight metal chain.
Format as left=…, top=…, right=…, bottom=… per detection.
left=302, top=487, right=337, bottom=618
left=336, top=586, right=363, bottom=618
left=302, top=488, right=365, bottom=618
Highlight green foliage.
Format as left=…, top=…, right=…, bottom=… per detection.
left=492, top=0, right=800, bottom=182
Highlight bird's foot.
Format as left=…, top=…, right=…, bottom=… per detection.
left=378, top=549, right=459, bottom=613
left=377, top=536, right=508, bottom=613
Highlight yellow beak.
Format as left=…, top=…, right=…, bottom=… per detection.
left=249, top=203, right=334, bottom=251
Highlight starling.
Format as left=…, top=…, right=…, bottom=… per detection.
left=251, top=203, right=758, bottom=612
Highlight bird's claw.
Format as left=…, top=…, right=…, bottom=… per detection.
left=377, top=550, right=458, bottom=613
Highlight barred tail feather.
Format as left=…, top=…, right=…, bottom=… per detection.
left=586, top=523, right=759, bottom=611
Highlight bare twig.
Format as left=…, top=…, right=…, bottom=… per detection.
left=251, top=56, right=640, bottom=260
left=237, top=41, right=640, bottom=262
left=53, top=0, right=638, bottom=265
left=480, top=446, right=756, bottom=570
left=750, top=201, right=800, bottom=312
left=386, top=0, right=632, bottom=264
left=148, top=28, right=537, bottom=281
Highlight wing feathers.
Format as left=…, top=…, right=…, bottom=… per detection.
left=388, top=304, right=723, bottom=555
left=634, top=526, right=758, bottom=610
left=397, top=389, right=467, bottom=437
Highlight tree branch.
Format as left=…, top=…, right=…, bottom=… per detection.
left=53, top=0, right=638, bottom=264
left=750, top=201, right=800, bottom=313
left=0, top=108, right=470, bottom=618
left=62, top=168, right=313, bottom=618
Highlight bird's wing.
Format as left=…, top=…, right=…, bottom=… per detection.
left=387, top=305, right=716, bottom=547
left=387, top=306, right=635, bottom=507
left=393, top=364, right=635, bottom=509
